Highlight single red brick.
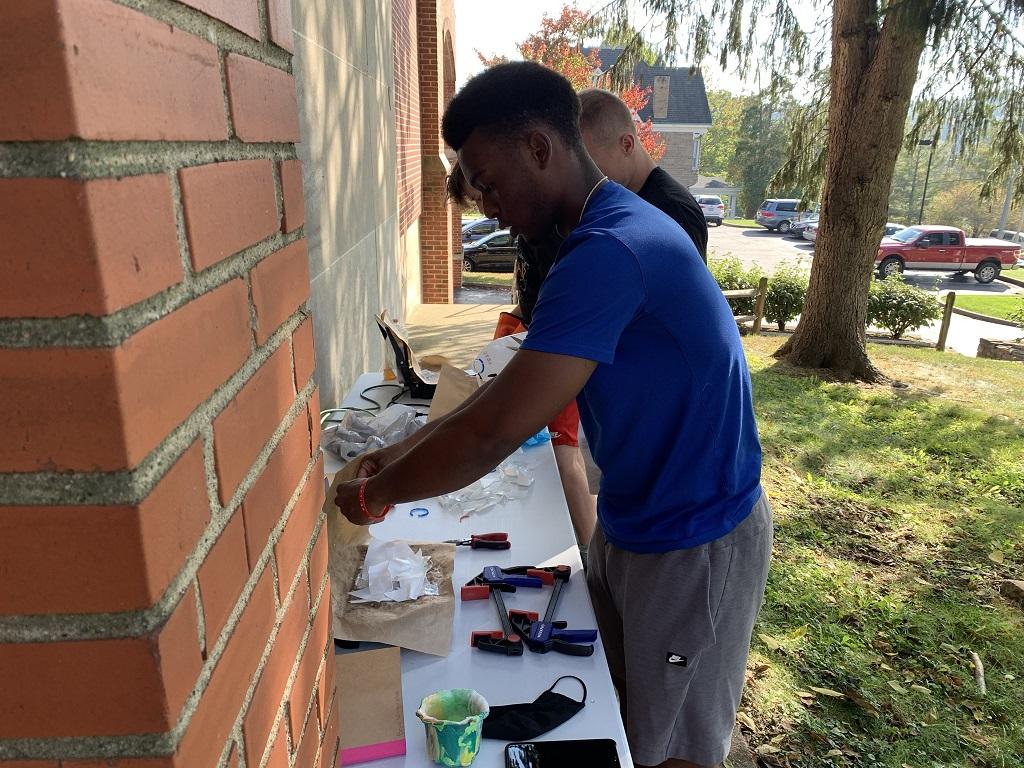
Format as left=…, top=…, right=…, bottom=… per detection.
left=198, top=512, right=249, bottom=646
left=213, top=343, right=296, bottom=505
left=251, top=240, right=311, bottom=345
left=0, top=176, right=182, bottom=318
left=0, top=441, right=208, bottom=615
left=267, top=0, right=294, bottom=51
left=243, top=586, right=305, bottom=765
left=279, top=160, right=305, bottom=232
left=0, top=0, right=224, bottom=141
left=291, top=317, right=316, bottom=391
left=240, top=414, right=311, bottom=569
left=307, top=522, right=328, bottom=615
left=274, top=471, right=323, bottom=604
left=0, top=636, right=170, bottom=738
left=178, top=0, right=259, bottom=39
left=319, top=696, right=339, bottom=768
left=293, top=703, right=319, bottom=768
left=178, top=160, right=278, bottom=272
left=0, top=278, right=251, bottom=473
left=175, top=568, right=276, bottom=766
left=225, top=54, right=301, bottom=142
left=307, top=394, right=323, bottom=458
left=155, top=587, right=204, bottom=724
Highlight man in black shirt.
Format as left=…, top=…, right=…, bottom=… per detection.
left=579, top=88, right=708, bottom=262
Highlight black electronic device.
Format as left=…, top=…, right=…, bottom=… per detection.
left=374, top=312, right=438, bottom=399
left=504, top=739, right=620, bottom=768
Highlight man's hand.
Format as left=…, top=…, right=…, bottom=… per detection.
left=334, top=475, right=390, bottom=526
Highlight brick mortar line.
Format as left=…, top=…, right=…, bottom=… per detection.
left=0, top=451, right=323, bottom=761
left=112, top=0, right=292, bottom=72
left=0, top=140, right=298, bottom=180
left=0, top=352, right=316, bottom=644
left=0, top=228, right=304, bottom=349
left=0, top=306, right=308, bottom=508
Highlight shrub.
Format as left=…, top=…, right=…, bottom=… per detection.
left=764, top=262, right=809, bottom=330
left=867, top=275, right=943, bottom=339
left=708, top=255, right=763, bottom=315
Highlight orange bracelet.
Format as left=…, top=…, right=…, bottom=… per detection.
left=358, top=478, right=390, bottom=523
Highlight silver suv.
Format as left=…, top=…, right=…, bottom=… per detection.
left=695, top=195, right=725, bottom=226
left=755, top=199, right=805, bottom=233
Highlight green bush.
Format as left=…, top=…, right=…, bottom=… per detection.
left=1011, top=299, right=1024, bottom=329
left=708, top=256, right=763, bottom=315
left=867, top=275, right=943, bottom=339
left=764, top=262, right=809, bottom=330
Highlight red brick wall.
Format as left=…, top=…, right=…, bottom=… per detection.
left=0, top=1, right=335, bottom=766
left=393, top=0, right=422, bottom=234
left=417, top=0, right=454, bottom=304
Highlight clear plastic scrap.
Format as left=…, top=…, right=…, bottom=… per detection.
left=348, top=539, right=442, bottom=603
left=322, top=404, right=425, bottom=464
left=437, top=450, right=535, bottom=521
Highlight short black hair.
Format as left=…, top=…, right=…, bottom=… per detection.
left=445, top=159, right=472, bottom=206
left=442, top=61, right=583, bottom=152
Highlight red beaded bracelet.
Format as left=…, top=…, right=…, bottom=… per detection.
left=358, top=478, right=390, bottom=523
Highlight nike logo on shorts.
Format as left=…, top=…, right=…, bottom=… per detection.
left=666, top=652, right=688, bottom=667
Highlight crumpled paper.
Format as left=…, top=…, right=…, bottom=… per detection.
left=325, top=458, right=456, bottom=656
left=349, top=539, right=438, bottom=603
left=322, top=404, right=425, bottom=464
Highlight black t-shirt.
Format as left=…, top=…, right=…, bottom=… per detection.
left=636, top=166, right=708, bottom=262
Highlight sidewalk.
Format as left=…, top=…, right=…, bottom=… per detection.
left=406, top=302, right=511, bottom=369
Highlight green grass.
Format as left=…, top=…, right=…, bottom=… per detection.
left=954, top=295, right=1024, bottom=323
left=725, top=218, right=760, bottom=228
left=460, top=272, right=514, bottom=288
left=742, top=336, right=1024, bottom=767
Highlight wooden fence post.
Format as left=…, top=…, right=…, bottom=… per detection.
left=937, top=292, right=956, bottom=351
left=752, top=276, right=769, bottom=335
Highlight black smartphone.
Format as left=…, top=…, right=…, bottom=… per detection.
left=504, top=739, right=620, bottom=768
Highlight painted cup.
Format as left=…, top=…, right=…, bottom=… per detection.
left=415, top=688, right=490, bottom=766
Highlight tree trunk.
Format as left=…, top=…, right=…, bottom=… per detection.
left=776, top=0, right=933, bottom=380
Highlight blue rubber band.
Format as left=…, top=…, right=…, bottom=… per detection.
left=410, top=507, right=430, bottom=517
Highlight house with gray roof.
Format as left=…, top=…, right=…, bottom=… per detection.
left=584, top=47, right=713, bottom=188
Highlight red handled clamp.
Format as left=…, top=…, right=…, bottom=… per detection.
left=508, top=565, right=597, bottom=657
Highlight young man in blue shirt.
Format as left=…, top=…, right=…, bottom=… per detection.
left=335, top=62, right=772, bottom=768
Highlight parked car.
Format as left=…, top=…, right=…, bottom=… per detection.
left=695, top=195, right=726, bottom=226
left=755, top=199, right=806, bottom=233
left=884, top=222, right=906, bottom=236
left=802, top=222, right=818, bottom=242
left=876, top=225, right=1021, bottom=283
left=789, top=214, right=819, bottom=237
left=461, top=217, right=499, bottom=243
left=990, top=229, right=1024, bottom=244
left=462, top=229, right=517, bottom=272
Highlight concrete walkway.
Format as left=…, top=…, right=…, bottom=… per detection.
left=407, top=302, right=511, bottom=369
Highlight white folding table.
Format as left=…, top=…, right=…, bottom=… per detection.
left=324, top=373, right=632, bottom=767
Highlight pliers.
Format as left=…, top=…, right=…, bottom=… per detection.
left=444, top=532, right=510, bottom=550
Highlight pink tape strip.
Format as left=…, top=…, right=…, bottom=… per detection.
left=339, top=738, right=407, bottom=765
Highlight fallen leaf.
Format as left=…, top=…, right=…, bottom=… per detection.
left=914, top=577, right=934, bottom=587
left=752, top=663, right=771, bottom=678
left=910, top=684, right=931, bottom=694
left=989, top=551, right=1005, bottom=564
left=888, top=681, right=908, bottom=694
left=846, top=690, right=881, bottom=716
left=809, top=686, right=845, bottom=698
left=756, top=744, right=781, bottom=755
left=795, top=690, right=817, bottom=699
left=759, top=633, right=784, bottom=651
left=826, top=749, right=843, bottom=757
left=736, top=711, right=757, bottom=731
left=788, top=624, right=809, bottom=640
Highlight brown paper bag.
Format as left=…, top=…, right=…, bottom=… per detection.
left=427, top=363, right=480, bottom=422
left=336, top=645, right=406, bottom=764
left=324, top=459, right=456, bottom=656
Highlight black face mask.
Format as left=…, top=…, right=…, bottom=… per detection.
left=482, top=676, right=587, bottom=741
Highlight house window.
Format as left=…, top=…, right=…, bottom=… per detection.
left=692, top=135, right=701, bottom=171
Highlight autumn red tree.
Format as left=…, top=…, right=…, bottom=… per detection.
left=476, top=4, right=665, bottom=160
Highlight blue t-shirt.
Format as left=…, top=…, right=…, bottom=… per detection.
left=520, top=181, right=762, bottom=553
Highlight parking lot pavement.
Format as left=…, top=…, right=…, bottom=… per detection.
left=708, top=224, right=814, bottom=271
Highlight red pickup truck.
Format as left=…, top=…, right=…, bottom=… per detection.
left=876, top=225, right=1021, bottom=283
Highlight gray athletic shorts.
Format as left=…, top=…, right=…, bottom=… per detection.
left=587, top=492, right=773, bottom=767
